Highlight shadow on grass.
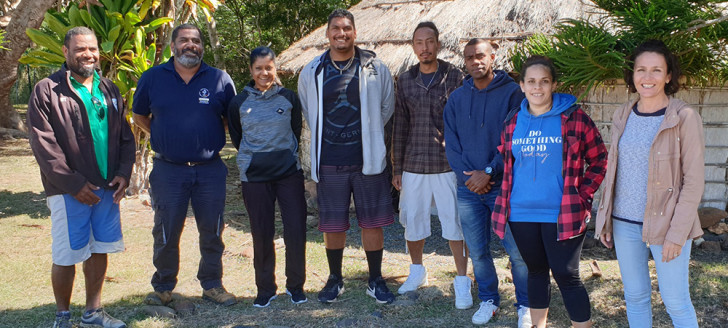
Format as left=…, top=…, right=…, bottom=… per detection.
left=0, top=189, right=48, bottom=219
left=0, top=290, right=459, bottom=328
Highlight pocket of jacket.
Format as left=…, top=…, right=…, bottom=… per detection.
left=655, top=152, right=679, bottom=186
left=658, top=187, right=675, bottom=216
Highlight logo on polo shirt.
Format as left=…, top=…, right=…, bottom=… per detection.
left=199, top=88, right=210, bottom=104
left=276, top=107, right=285, bottom=114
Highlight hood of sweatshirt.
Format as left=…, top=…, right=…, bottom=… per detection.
left=462, top=70, right=519, bottom=128
left=243, top=81, right=282, bottom=100
left=517, top=92, right=575, bottom=119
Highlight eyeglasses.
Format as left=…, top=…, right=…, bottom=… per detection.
left=91, top=96, right=105, bottom=120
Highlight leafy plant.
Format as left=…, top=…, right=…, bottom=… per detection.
left=511, top=0, right=728, bottom=97
left=0, top=29, right=9, bottom=51
left=20, top=0, right=173, bottom=106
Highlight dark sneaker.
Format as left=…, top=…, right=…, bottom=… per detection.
left=144, top=290, right=173, bottom=306
left=53, top=311, right=72, bottom=328
left=202, top=287, right=237, bottom=306
left=286, top=288, right=308, bottom=304
left=366, top=276, right=395, bottom=304
left=80, top=308, right=126, bottom=328
left=252, top=293, right=277, bottom=308
left=317, top=274, right=344, bottom=303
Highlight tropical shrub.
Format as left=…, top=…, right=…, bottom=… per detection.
left=511, top=0, right=728, bottom=96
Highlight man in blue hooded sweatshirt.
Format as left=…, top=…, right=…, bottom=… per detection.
left=443, top=38, right=531, bottom=327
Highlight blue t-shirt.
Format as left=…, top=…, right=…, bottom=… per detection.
left=132, top=58, right=236, bottom=163
left=320, top=53, right=363, bottom=166
left=420, top=71, right=436, bottom=88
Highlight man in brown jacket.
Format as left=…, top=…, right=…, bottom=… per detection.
left=27, top=26, right=135, bottom=328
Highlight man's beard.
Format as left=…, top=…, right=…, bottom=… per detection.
left=174, top=48, right=203, bottom=68
left=68, top=59, right=95, bottom=78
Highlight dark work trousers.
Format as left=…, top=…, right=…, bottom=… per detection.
left=149, top=157, right=227, bottom=292
left=241, top=170, right=307, bottom=296
left=509, top=221, right=591, bottom=322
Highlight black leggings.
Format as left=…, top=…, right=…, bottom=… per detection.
left=509, top=221, right=591, bottom=322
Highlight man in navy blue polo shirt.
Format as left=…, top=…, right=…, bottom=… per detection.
left=132, top=24, right=237, bottom=306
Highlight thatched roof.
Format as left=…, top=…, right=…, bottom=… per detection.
left=277, top=0, right=599, bottom=76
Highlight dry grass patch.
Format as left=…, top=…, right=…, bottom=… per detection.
left=1, top=136, right=726, bottom=327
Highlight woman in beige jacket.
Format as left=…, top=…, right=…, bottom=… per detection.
left=595, top=40, right=704, bottom=327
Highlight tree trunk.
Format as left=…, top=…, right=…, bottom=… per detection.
left=204, top=14, right=225, bottom=71
left=0, top=0, right=58, bottom=131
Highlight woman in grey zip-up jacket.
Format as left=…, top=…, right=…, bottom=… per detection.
left=227, top=47, right=308, bottom=307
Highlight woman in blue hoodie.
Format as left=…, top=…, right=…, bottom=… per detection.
left=227, top=46, right=308, bottom=308
left=492, top=56, right=607, bottom=328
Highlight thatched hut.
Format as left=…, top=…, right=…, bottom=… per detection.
left=278, top=0, right=728, bottom=211
left=277, top=0, right=597, bottom=76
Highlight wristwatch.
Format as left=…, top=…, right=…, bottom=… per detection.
left=484, top=166, right=493, bottom=175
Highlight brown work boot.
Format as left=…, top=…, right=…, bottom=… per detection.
left=145, top=290, right=173, bottom=306
left=202, top=287, right=237, bottom=306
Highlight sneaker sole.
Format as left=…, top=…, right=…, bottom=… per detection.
left=366, top=288, right=393, bottom=304
left=455, top=301, right=473, bottom=310
left=286, top=290, right=309, bottom=304
left=252, top=295, right=277, bottom=308
left=471, top=310, right=497, bottom=325
left=317, top=286, right=345, bottom=303
left=397, top=279, right=428, bottom=294
left=79, top=324, right=101, bottom=328
left=79, top=323, right=127, bottom=328
left=202, top=295, right=237, bottom=307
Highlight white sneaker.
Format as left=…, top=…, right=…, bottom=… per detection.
left=517, top=306, right=533, bottom=328
left=398, top=264, right=427, bottom=294
left=453, top=275, right=473, bottom=309
left=472, top=300, right=498, bottom=325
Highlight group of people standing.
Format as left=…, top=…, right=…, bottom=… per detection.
left=27, top=7, right=704, bottom=328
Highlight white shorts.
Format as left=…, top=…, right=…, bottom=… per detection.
left=48, top=189, right=125, bottom=266
left=398, top=171, right=462, bottom=241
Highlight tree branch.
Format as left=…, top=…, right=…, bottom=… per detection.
left=684, top=15, right=728, bottom=33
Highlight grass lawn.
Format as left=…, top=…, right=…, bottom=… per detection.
left=0, top=124, right=726, bottom=327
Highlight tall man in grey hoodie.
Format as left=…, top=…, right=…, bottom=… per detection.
left=298, top=9, right=396, bottom=304
left=443, top=38, right=531, bottom=327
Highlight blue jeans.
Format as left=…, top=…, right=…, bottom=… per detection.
left=149, top=157, right=228, bottom=292
left=457, top=186, right=529, bottom=307
left=613, top=220, right=698, bottom=328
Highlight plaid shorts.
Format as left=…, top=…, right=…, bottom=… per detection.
left=317, top=165, right=394, bottom=232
